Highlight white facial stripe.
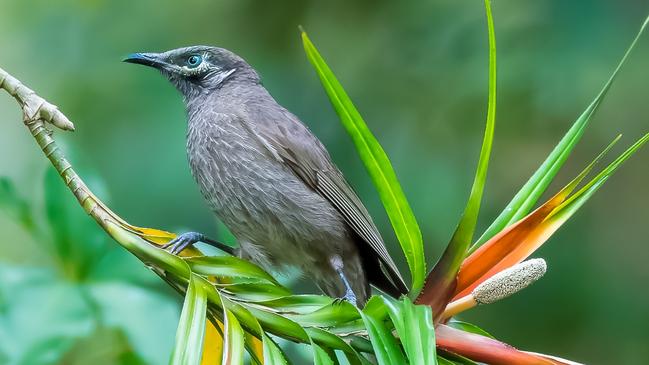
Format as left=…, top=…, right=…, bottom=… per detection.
left=210, top=68, right=236, bottom=86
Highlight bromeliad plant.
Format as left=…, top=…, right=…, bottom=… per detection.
left=1, top=1, right=648, bottom=364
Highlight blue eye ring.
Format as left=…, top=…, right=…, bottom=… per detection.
left=186, top=54, right=202, bottom=68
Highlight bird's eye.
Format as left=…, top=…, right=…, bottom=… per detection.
left=186, top=54, right=203, bottom=68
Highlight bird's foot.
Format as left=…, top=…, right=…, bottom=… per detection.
left=329, top=255, right=359, bottom=306
left=162, top=231, right=234, bottom=255
left=332, top=290, right=357, bottom=306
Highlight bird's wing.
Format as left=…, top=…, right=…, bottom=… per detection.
left=231, top=111, right=408, bottom=295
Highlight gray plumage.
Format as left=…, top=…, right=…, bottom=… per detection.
left=124, top=46, right=407, bottom=306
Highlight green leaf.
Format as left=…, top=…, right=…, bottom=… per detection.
left=186, top=256, right=280, bottom=285
left=0, top=281, right=91, bottom=363
left=452, top=136, right=623, bottom=297
left=550, top=133, right=649, bottom=222
left=286, top=301, right=360, bottom=327
left=262, top=334, right=288, bottom=365
left=220, top=283, right=291, bottom=302
left=222, top=297, right=287, bottom=365
left=169, top=275, right=207, bottom=365
left=60, top=327, right=148, bottom=365
left=436, top=357, right=457, bottom=365
left=243, top=305, right=310, bottom=343
left=348, top=336, right=374, bottom=354
left=360, top=311, right=406, bottom=365
left=0, top=177, right=34, bottom=229
left=473, top=14, right=649, bottom=250
left=255, top=295, right=334, bottom=314
left=306, top=327, right=363, bottom=365
left=301, top=30, right=424, bottom=292
left=43, top=168, right=108, bottom=280
left=447, top=320, right=494, bottom=339
left=222, top=308, right=245, bottom=365
left=450, top=0, right=497, bottom=255
left=18, top=337, right=76, bottom=365
left=245, top=332, right=264, bottom=365
left=87, top=282, right=181, bottom=364
left=384, top=297, right=437, bottom=365
left=362, top=295, right=390, bottom=320
left=311, top=343, right=335, bottom=365
left=223, top=301, right=263, bottom=338
left=417, top=0, right=496, bottom=319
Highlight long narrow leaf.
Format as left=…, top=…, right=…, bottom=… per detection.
left=384, top=297, right=437, bottom=365
left=360, top=311, right=406, bottom=365
left=436, top=357, right=457, bottom=365
left=302, top=30, right=424, bottom=292
left=447, top=320, right=494, bottom=339
left=170, top=274, right=208, bottom=365
left=416, top=0, right=497, bottom=319
left=455, top=136, right=619, bottom=296
left=254, top=295, right=334, bottom=314
left=222, top=297, right=288, bottom=365
left=552, top=133, right=649, bottom=218
left=262, top=334, right=288, bottom=365
left=472, top=14, right=649, bottom=250
left=311, top=343, right=335, bottom=365
left=306, top=327, right=364, bottom=365
left=286, top=301, right=360, bottom=327
left=455, top=134, right=647, bottom=298
left=222, top=309, right=245, bottom=365
left=187, top=256, right=280, bottom=285
left=245, top=333, right=264, bottom=365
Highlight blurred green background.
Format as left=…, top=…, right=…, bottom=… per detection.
left=1, top=0, right=648, bottom=364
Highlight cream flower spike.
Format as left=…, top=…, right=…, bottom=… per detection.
left=443, top=258, right=547, bottom=319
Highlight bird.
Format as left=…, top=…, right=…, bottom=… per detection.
left=124, top=46, right=408, bottom=306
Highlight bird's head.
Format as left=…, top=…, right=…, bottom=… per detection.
left=123, top=45, right=258, bottom=99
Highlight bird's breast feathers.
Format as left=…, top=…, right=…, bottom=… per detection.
left=185, top=113, right=350, bottom=264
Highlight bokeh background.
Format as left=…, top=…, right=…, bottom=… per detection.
left=1, top=0, right=648, bottom=364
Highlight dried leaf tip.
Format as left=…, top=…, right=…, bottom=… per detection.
left=472, top=258, right=547, bottom=305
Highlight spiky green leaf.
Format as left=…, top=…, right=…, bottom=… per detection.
left=170, top=275, right=207, bottom=365
left=473, top=15, right=649, bottom=250
left=417, top=0, right=497, bottom=319
left=222, top=309, right=245, bottom=365
left=301, top=30, right=424, bottom=292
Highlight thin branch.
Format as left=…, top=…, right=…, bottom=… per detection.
left=0, top=66, right=189, bottom=276
left=1, top=67, right=75, bottom=131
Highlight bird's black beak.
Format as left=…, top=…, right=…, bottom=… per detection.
left=123, top=52, right=165, bottom=68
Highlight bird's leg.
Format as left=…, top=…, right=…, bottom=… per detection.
left=330, top=255, right=357, bottom=305
left=162, top=232, right=234, bottom=255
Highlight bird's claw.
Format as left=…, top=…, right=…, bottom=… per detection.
left=332, top=292, right=357, bottom=307
left=162, top=232, right=204, bottom=255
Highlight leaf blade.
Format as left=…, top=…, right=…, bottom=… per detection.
left=472, top=14, right=649, bottom=250
left=187, top=256, right=280, bottom=285
left=359, top=310, right=406, bottom=365
left=301, top=30, right=424, bottom=292
left=455, top=134, right=647, bottom=298
left=262, top=334, right=287, bottom=365
left=416, top=0, right=497, bottom=319
left=222, top=308, right=245, bottom=365
left=170, top=275, right=208, bottom=365
left=384, top=297, right=437, bottom=365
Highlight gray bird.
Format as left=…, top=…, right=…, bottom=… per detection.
left=124, top=46, right=407, bottom=306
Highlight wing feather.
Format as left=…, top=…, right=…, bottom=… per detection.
left=233, top=112, right=408, bottom=295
